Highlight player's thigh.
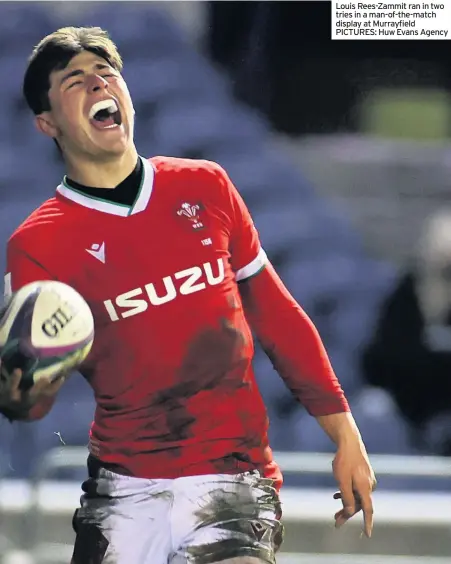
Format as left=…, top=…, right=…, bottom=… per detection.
left=172, top=471, right=284, bottom=564
left=71, top=474, right=172, bottom=564
left=71, top=503, right=171, bottom=564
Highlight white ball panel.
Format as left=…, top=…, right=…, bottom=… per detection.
left=30, top=282, right=94, bottom=349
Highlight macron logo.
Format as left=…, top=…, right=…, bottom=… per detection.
left=86, top=242, right=106, bottom=264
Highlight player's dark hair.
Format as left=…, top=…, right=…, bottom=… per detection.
left=23, top=26, right=123, bottom=115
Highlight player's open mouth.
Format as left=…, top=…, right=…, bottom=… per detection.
left=89, top=99, right=122, bottom=130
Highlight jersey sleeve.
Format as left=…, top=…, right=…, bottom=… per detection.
left=4, top=239, right=55, bottom=298
left=212, top=163, right=267, bottom=282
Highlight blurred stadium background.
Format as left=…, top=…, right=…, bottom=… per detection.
left=0, top=1, right=451, bottom=563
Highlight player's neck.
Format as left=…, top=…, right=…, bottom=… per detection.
left=64, top=146, right=139, bottom=189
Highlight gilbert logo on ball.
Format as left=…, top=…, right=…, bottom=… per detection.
left=41, top=305, right=76, bottom=338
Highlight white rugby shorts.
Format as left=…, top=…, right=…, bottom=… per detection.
left=71, top=468, right=284, bottom=564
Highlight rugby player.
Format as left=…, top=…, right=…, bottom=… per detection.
left=0, top=27, right=375, bottom=564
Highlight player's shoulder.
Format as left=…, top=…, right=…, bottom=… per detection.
left=149, top=156, right=227, bottom=181
left=8, top=196, right=67, bottom=251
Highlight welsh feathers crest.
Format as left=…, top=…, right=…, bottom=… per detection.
left=177, top=202, right=204, bottom=230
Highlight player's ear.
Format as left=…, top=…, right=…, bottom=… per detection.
left=35, top=113, right=58, bottom=139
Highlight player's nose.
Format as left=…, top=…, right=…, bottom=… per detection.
left=86, top=74, right=109, bottom=94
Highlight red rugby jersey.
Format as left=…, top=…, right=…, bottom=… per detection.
left=5, top=157, right=285, bottom=484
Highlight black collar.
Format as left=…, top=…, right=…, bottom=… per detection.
left=65, top=157, right=143, bottom=207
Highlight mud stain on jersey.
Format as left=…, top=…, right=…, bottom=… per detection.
left=179, top=317, right=249, bottom=389
left=152, top=318, right=250, bottom=447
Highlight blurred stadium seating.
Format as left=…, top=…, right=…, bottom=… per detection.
left=0, top=2, right=450, bottom=563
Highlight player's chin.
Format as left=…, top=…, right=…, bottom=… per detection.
left=90, top=127, right=129, bottom=153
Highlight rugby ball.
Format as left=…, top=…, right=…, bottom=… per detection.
left=0, top=281, right=94, bottom=390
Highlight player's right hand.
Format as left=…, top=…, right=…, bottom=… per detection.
left=0, top=362, right=66, bottom=410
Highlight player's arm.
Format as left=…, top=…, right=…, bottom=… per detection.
left=239, top=262, right=349, bottom=416
left=210, top=161, right=375, bottom=537
left=239, top=262, right=375, bottom=536
left=0, top=241, right=62, bottom=422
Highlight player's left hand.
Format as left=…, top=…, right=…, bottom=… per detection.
left=332, top=439, right=376, bottom=538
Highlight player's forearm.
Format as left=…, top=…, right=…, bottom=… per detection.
left=239, top=262, right=349, bottom=415
left=316, top=411, right=361, bottom=446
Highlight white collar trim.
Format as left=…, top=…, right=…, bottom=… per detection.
left=56, top=157, right=154, bottom=217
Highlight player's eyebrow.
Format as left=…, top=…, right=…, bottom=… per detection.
left=60, top=69, right=84, bottom=86
left=60, top=63, right=111, bottom=86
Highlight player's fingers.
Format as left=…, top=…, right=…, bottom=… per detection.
left=46, top=374, right=67, bottom=394
left=333, top=492, right=346, bottom=528
left=334, top=508, right=354, bottom=528
left=9, top=370, right=23, bottom=401
left=338, top=479, right=356, bottom=517
left=333, top=491, right=347, bottom=528
left=30, top=372, right=67, bottom=399
left=357, top=487, right=374, bottom=538
left=28, top=376, right=54, bottom=399
left=334, top=500, right=362, bottom=528
left=334, top=508, right=347, bottom=528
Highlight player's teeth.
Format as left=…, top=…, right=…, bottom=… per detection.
left=89, top=99, right=118, bottom=119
